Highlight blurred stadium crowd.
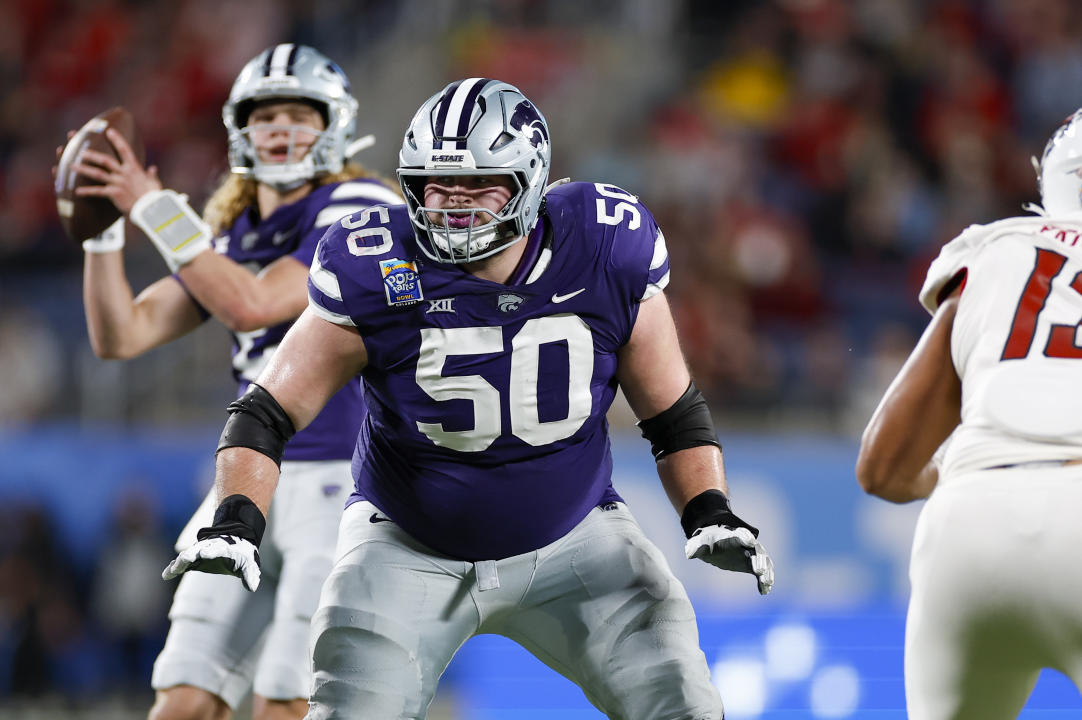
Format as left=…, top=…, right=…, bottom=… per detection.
left=2, top=0, right=1082, bottom=713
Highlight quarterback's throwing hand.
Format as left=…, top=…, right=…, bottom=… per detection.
left=73, top=128, right=161, bottom=214
left=685, top=524, right=774, bottom=595
left=163, top=535, right=262, bottom=592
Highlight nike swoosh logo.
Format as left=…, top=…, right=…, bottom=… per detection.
left=551, top=288, right=586, bottom=303
left=369, top=512, right=391, bottom=524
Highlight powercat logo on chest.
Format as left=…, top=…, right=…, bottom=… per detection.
left=425, top=149, right=476, bottom=170
left=497, top=293, right=526, bottom=312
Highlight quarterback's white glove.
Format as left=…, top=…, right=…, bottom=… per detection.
left=681, top=489, right=774, bottom=595
left=162, top=494, right=265, bottom=592
left=163, top=535, right=261, bottom=591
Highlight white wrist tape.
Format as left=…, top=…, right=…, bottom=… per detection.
left=82, top=217, right=125, bottom=253
left=130, top=189, right=212, bottom=272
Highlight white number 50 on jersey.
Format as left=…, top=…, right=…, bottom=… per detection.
left=415, top=314, right=594, bottom=451
left=594, top=183, right=641, bottom=230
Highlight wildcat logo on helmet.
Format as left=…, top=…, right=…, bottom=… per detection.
left=379, top=258, right=423, bottom=306
left=509, top=100, right=549, bottom=150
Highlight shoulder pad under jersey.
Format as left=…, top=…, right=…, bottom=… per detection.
left=307, top=203, right=417, bottom=326
left=309, top=179, right=403, bottom=230
left=919, top=216, right=1065, bottom=314
left=546, top=181, right=670, bottom=302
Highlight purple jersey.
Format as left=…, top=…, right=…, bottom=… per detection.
left=307, top=182, right=671, bottom=559
left=190, top=178, right=401, bottom=461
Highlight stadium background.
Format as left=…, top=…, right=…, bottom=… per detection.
left=2, top=0, right=1081, bottom=717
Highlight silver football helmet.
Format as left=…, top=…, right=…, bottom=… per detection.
left=1036, top=107, right=1082, bottom=216
left=398, top=78, right=551, bottom=263
left=223, top=44, right=360, bottom=191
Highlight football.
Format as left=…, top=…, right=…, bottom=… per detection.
left=55, top=106, right=144, bottom=242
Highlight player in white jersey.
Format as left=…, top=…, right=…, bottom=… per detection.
left=856, top=108, right=1082, bottom=719
left=67, top=45, right=399, bottom=720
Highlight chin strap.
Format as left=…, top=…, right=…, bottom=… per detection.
left=544, top=177, right=571, bottom=193
left=345, top=134, right=375, bottom=158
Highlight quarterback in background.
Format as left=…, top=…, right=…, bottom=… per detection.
left=71, top=45, right=399, bottom=720
left=165, top=78, right=774, bottom=719
left=857, top=108, right=1082, bottom=718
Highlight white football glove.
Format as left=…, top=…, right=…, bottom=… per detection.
left=162, top=534, right=262, bottom=592
left=686, top=524, right=774, bottom=595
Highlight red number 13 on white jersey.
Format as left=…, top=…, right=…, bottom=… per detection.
left=1002, top=247, right=1082, bottom=360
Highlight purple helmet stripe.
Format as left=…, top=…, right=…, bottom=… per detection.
left=286, top=44, right=300, bottom=75
left=261, top=47, right=274, bottom=77
left=267, top=44, right=295, bottom=78
left=433, top=80, right=462, bottom=150
left=453, top=77, right=493, bottom=149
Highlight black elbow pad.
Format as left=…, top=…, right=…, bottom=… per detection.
left=636, top=381, right=720, bottom=461
left=217, top=383, right=296, bottom=467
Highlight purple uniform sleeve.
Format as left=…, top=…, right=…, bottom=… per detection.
left=591, top=180, right=671, bottom=317
left=291, top=179, right=402, bottom=268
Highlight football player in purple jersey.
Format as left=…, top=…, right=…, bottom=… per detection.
left=72, top=45, right=400, bottom=720
left=165, top=78, right=773, bottom=719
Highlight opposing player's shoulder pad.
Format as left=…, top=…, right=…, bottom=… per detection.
left=918, top=217, right=1042, bottom=314
left=308, top=203, right=412, bottom=327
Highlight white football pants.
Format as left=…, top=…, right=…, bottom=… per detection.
left=306, top=500, right=723, bottom=720
left=152, top=460, right=350, bottom=708
left=906, top=464, right=1082, bottom=719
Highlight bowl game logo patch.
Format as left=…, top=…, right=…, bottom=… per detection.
left=379, top=258, right=423, bottom=306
